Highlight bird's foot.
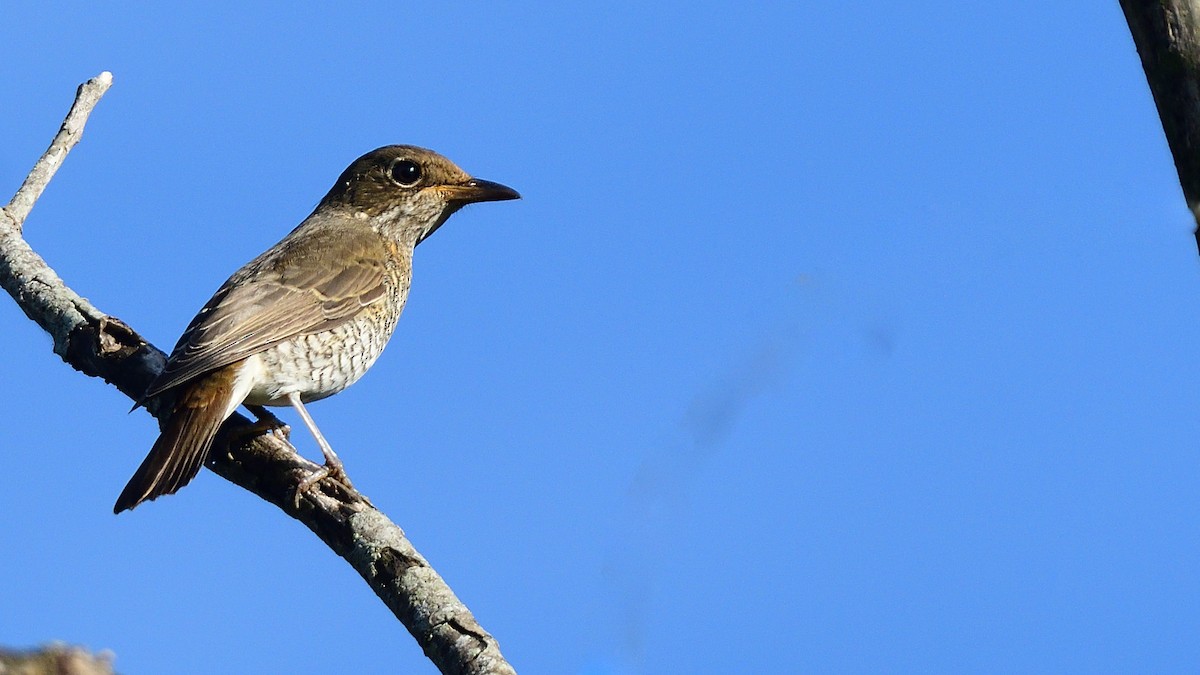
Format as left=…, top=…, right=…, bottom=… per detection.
left=293, top=465, right=330, bottom=507
left=292, top=459, right=358, bottom=508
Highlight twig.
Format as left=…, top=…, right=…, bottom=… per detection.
left=3, top=72, right=112, bottom=230
left=0, top=73, right=515, bottom=675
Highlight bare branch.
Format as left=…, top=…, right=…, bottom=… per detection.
left=0, top=644, right=114, bottom=675
left=0, top=73, right=515, bottom=675
left=1120, top=1, right=1200, bottom=251
left=0, top=73, right=108, bottom=355
left=3, top=71, right=112, bottom=230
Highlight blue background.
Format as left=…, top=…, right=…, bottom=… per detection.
left=2, top=2, right=1196, bottom=673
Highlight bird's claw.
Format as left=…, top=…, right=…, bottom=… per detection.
left=292, top=461, right=357, bottom=508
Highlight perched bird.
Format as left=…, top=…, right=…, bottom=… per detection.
left=114, top=145, right=519, bottom=513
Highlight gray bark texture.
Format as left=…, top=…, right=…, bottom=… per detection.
left=1120, top=0, right=1200, bottom=251
left=0, top=644, right=114, bottom=675
left=0, top=72, right=515, bottom=675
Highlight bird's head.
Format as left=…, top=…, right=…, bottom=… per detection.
left=318, top=145, right=520, bottom=244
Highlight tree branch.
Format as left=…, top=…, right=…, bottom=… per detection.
left=1120, top=0, right=1200, bottom=252
left=0, top=644, right=114, bottom=675
left=0, top=73, right=515, bottom=675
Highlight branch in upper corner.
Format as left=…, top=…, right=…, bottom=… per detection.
left=3, top=71, right=112, bottom=231
left=1119, top=2, right=1200, bottom=252
left=0, top=72, right=110, bottom=354
left=0, top=73, right=516, bottom=675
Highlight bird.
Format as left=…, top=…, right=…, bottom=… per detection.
left=114, top=145, right=519, bottom=513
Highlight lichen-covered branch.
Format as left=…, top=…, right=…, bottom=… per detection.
left=0, top=73, right=514, bottom=675
left=3, top=72, right=112, bottom=230
left=0, top=644, right=114, bottom=675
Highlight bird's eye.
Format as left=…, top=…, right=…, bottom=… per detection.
left=390, top=159, right=422, bottom=187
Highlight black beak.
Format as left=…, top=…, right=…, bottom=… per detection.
left=444, top=178, right=521, bottom=203
left=418, top=177, right=520, bottom=246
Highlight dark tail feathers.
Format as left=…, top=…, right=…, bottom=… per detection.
left=114, top=369, right=235, bottom=513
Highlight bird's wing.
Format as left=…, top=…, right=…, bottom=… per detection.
left=143, top=224, right=393, bottom=399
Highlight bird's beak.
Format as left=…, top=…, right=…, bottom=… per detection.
left=441, top=178, right=521, bottom=204
left=418, top=178, right=520, bottom=246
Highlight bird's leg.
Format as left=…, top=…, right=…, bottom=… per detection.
left=287, top=392, right=355, bottom=505
left=244, top=404, right=291, bottom=439
left=224, top=404, right=291, bottom=447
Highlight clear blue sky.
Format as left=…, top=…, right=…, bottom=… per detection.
left=1, top=3, right=1196, bottom=673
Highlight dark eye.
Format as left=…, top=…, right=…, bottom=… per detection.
left=390, top=159, right=422, bottom=187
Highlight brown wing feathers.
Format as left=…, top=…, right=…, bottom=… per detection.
left=143, top=226, right=389, bottom=400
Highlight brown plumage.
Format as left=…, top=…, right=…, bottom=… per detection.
left=115, top=146, right=519, bottom=513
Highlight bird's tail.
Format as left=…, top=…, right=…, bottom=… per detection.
left=114, top=364, right=241, bottom=513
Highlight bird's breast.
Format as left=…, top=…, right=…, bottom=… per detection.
left=244, top=288, right=406, bottom=406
